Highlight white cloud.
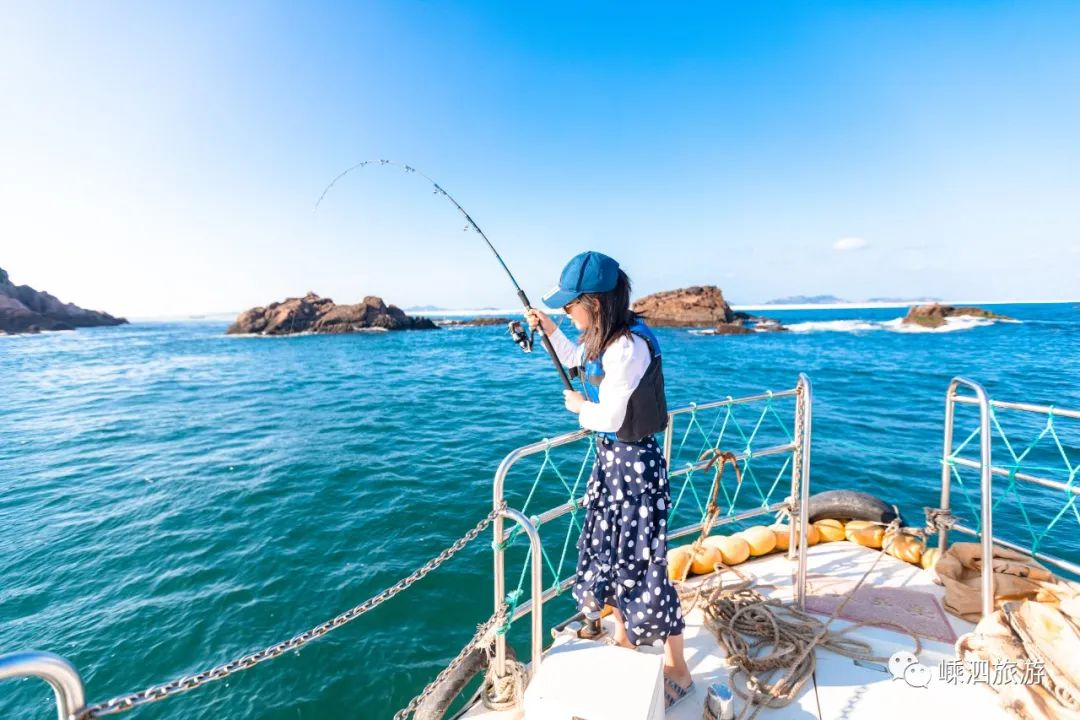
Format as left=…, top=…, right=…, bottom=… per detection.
left=833, top=237, right=868, bottom=251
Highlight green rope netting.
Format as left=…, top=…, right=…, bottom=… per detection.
left=496, top=392, right=798, bottom=633
left=669, top=393, right=795, bottom=527
left=945, top=405, right=1078, bottom=557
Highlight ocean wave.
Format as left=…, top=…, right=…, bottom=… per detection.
left=783, top=316, right=1013, bottom=334
left=784, top=320, right=883, bottom=334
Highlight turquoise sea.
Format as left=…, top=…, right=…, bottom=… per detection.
left=3, top=302, right=1079, bottom=719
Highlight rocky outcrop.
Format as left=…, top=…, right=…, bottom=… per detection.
left=632, top=286, right=735, bottom=327
left=902, top=303, right=1012, bottom=329
left=226, top=293, right=437, bottom=335
left=732, top=312, right=787, bottom=333
left=633, top=286, right=789, bottom=334
left=710, top=321, right=754, bottom=335
left=0, top=266, right=128, bottom=334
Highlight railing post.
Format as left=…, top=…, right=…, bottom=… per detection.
left=942, top=378, right=994, bottom=619
left=499, top=508, right=545, bottom=671
left=662, top=413, right=674, bottom=465
left=794, top=374, right=813, bottom=610
left=787, top=385, right=801, bottom=563
left=492, top=450, right=521, bottom=678
left=0, top=651, right=86, bottom=720
left=939, top=383, right=957, bottom=553
left=493, top=443, right=548, bottom=679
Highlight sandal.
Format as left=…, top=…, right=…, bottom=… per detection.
left=663, top=676, right=695, bottom=711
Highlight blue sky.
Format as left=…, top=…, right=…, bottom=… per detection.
left=2, top=2, right=1078, bottom=317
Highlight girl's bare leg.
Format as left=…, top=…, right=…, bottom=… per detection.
left=664, top=633, right=693, bottom=688
left=608, top=607, right=635, bottom=649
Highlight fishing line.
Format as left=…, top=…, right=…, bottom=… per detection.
left=314, top=159, right=573, bottom=390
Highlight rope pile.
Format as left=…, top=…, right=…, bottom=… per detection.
left=481, top=655, right=528, bottom=711
left=688, top=550, right=922, bottom=720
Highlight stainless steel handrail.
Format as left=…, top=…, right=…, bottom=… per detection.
left=940, top=377, right=995, bottom=618
left=952, top=394, right=1080, bottom=420
left=941, top=379, right=1080, bottom=614
left=492, top=508, right=544, bottom=677
left=0, top=651, right=86, bottom=720
left=491, top=378, right=813, bottom=676
left=794, top=373, right=813, bottom=609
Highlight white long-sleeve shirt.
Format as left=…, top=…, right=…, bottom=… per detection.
left=545, top=325, right=651, bottom=433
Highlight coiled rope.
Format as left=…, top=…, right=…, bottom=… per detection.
left=689, top=519, right=923, bottom=720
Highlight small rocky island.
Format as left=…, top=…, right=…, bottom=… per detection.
left=226, top=293, right=437, bottom=335
left=632, top=285, right=786, bottom=334
left=902, top=303, right=1012, bottom=329
left=0, top=266, right=128, bottom=334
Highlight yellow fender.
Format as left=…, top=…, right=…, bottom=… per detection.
left=844, top=520, right=885, bottom=549
left=667, top=546, right=694, bottom=582
left=813, top=518, right=846, bottom=542
left=883, top=529, right=925, bottom=564
left=703, top=534, right=751, bottom=565
left=771, top=523, right=820, bottom=551
left=738, top=526, right=778, bottom=556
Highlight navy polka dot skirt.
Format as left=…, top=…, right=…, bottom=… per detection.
left=572, top=434, right=685, bottom=646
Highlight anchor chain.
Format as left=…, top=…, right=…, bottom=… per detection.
left=81, top=506, right=502, bottom=718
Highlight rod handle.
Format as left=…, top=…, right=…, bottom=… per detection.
left=517, top=290, right=573, bottom=391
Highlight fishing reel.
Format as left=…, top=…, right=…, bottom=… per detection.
left=507, top=320, right=535, bottom=353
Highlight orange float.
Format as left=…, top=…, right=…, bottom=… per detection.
left=813, top=518, right=846, bottom=542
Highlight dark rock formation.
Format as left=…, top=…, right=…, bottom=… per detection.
left=710, top=321, right=754, bottom=335
left=226, top=293, right=437, bottom=335
left=902, top=303, right=1012, bottom=329
left=632, top=286, right=735, bottom=327
left=436, top=317, right=513, bottom=327
left=0, top=266, right=128, bottom=334
left=732, top=312, right=788, bottom=333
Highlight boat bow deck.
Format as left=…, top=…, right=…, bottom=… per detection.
left=463, top=541, right=1010, bottom=719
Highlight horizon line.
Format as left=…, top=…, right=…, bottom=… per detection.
left=127, top=297, right=1079, bottom=323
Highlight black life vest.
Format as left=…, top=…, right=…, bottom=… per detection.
left=571, top=318, right=668, bottom=443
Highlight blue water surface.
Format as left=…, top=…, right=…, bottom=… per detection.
left=2, top=302, right=1078, bottom=719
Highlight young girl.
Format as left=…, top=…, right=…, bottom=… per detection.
left=524, top=250, right=695, bottom=710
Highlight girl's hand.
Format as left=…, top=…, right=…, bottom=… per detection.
left=564, top=389, right=585, bottom=413
left=524, top=308, right=556, bottom=335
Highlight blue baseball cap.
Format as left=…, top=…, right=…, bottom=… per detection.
left=541, top=251, right=620, bottom=309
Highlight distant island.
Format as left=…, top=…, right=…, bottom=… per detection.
left=1, top=266, right=127, bottom=334
left=765, top=294, right=849, bottom=305
left=404, top=305, right=447, bottom=312
left=227, top=293, right=437, bottom=335
left=764, top=295, right=944, bottom=305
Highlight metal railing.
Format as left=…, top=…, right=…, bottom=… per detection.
left=0, top=652, right=85, bottom=720
left=939, top=377, right=1080, bottom=619
left=4, top=376, right=815, bottom=719
left=491, top=374, right=814, bottom=677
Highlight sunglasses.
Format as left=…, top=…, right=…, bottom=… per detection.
left=562, top=298, right=582, bottom=313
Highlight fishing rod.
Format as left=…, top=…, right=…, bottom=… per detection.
left=315, top=159, right=573, bottom=390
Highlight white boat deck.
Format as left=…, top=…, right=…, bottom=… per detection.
left=462, top=540, right=1010, bottom=719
